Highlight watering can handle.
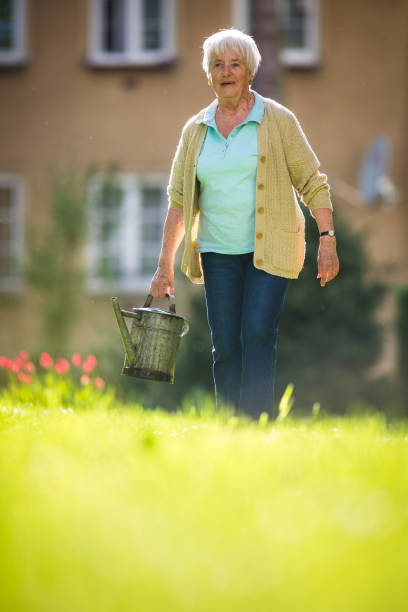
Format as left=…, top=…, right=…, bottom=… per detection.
left=144, top=293, right=176, bottom=314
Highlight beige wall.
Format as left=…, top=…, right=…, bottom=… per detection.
left=3, top=0, right=231, bottom=174
left=0, top=0, right=407, bottom=356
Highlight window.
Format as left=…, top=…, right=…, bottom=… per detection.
left=0, top=174, right=24, bottom=291
left=86, top=173, right=168, bottom=293
left=279, top=0, right=320, bottom=67
left=88, top=0, right=177, bottom=66
left=231, top=0, right=320, bottom=67
left=0, top=0, right=27, bottom=65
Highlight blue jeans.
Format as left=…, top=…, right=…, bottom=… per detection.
left=201, top=252, right=290, bottom=418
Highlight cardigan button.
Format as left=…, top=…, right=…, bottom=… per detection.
left=260, top=156, right=266, bottom=163
left=256, top=232, right=263, bottom=239
left=257, top=206, right=265, bottom=214
left=257, top=183, right=264, bottom=190
left=256, top=258, right=264, bottom=266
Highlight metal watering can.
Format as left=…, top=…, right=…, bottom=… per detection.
left=112, top=294, right=189, bottom=383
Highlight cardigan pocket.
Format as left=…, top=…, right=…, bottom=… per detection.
left=272, top=227, right=305, bottom=273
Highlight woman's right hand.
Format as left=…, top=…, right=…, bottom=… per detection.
left=149, top=265, right=174, bottom=298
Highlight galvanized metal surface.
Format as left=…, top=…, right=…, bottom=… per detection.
left=112, top=295, right=189, bottom=383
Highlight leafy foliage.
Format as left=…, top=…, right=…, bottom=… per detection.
left=277, top=204, right=386, bottom=413
left=396, top=284, right=408, bottom=401
left=24, top=162, right=122, bottom=355
left=172, top=287, right=213, bottom=397
left=25, top=163, right=91, bottom=353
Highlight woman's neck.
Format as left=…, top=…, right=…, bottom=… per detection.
left=216, top=89, right=254, bottom=116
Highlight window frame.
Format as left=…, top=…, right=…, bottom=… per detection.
left=231, top=0, right=251, bottom=34
left=0, top=0, right=28, bottom=66
left=87, top=0, right=177, bottom=67
left=0, top=173, right=24, bottom=292
left=279, top=0, right=321, bottom=67
left=231, top=0, right=321, bottom=68
left=85, top=172, right=168, bottom=294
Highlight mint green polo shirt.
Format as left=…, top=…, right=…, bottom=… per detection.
left=195, top=89, right=265, bottom=254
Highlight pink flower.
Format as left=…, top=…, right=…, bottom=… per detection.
left=40, top=352, right=54, bottom=369
left=0, top=356, right=12, bottom=369
left=94, top=377, right=105, bottom=389
left=11, top=359, right=23, bottom=372
left=80, top=374, right=90, bottom=386
left=17, top=372, right=33, bottom=384
left=82, top=354, right=97, bottom=374
left=19, top=350, right=29, bottom=361
left=24, top=361, right=36, bottom=373
left=55, top=358, right=71, bottom=375
left=71, top=352, right=82, bottom=367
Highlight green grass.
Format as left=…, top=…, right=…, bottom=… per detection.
left=1, top=396, right=408, bottom=611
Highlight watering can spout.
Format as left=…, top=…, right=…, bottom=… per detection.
left=112, top=297, right=137, bottom=366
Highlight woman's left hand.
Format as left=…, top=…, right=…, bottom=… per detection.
left=317, top=238, right=339, bottom=287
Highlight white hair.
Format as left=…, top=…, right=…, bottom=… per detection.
left=202, top=29, right=261, bottom=78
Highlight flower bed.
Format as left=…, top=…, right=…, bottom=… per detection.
left=0, top=350, right=114, bottom=410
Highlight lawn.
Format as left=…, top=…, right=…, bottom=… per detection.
left=1, top=398, right=408, bottom=612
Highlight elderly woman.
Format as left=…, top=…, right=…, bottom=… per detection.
left=150, top=29, right=339, bottom=418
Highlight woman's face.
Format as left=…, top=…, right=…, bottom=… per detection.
left=208, top=48, right=252, bottom=101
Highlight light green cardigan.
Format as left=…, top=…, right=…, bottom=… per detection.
left=167, top=94, right=333, bottom=283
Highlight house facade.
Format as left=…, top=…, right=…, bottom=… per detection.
left=0, top=0, right=407, bottom=357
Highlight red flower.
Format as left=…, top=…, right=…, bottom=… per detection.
left=40, top=352, right=54, bottom=369
left=11, top=359, right=23, bottom=372
left=55, top=358, right=70, bottom=375
left=19, top=350, right=29, bottom=361
left=94, top=377, right=105, bottom=389
left=82, top=354, right=97, bottom=374
left=24, top=361, right=36, bottom=373
left=71, top=352, right=82, bottom=367
left=80, top=374, right=90, bottom=386
left=0, top=356, right=12, bottom=369
left=17, top=372, right=33, bottom=384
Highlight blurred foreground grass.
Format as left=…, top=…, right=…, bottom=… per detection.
left=1, top=399, right=408, bottom=612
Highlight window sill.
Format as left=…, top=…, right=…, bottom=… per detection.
left=0, top=54, right=29, bottom=69
left=84, top=54, right=178, bottom=70
left=280, top=49, right=321, bottom=69
left=0, top=279, right=23, bottom=292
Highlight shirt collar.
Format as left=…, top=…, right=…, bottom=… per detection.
left=195, top=89, right=264, bottom=127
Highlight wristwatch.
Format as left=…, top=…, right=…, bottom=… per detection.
left=320, top=230, right=335, bottom=237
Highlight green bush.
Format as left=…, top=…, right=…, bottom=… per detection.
left=395, top=285, right=408, bottom=408
left=25, top=162, right=89, bottom=354
left=277, top=204, right=385, bottom=413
